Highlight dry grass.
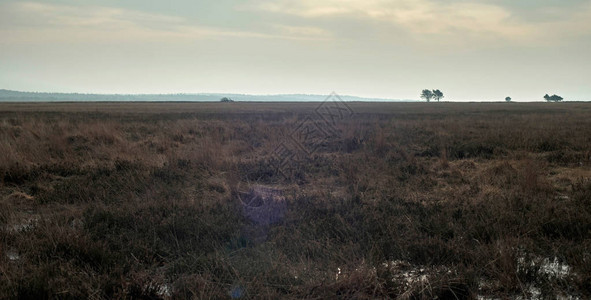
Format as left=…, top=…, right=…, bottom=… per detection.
left=1, top=102, right=591, bottom=299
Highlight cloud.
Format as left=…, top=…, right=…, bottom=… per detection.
left=250, top=0, right=591, bottom=45
left=254, top=0, right=523, bottom=35
left=0, top=1, right=330, bottom=45
left=4, top=0, right=589, bottom=48
left=272, top=25, right=332, bottom=39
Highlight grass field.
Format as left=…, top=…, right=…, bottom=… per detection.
left=1, top=101, right=591, bottom=299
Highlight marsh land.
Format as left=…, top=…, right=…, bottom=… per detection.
left=1, top=101, right=591, bottom=299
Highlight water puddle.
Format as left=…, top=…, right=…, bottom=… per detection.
left=525, top=256, right=571, bottom=279
left=145, top=282, right=172, bottom=298
left=479, top=254, right=575, bottom=299
left=5, top=248, right=20, bottom=261
left=4, top=216, right=39, bottom=233
left=381, top=260, right=435, bottom=285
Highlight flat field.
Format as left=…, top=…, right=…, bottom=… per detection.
left=1, top=101, right=591, bottom=299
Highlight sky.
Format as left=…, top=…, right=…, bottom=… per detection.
left=0, top=0, right=590, bottom=101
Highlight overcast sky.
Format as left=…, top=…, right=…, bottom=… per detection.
left=1, top=0, right=590, bottom=101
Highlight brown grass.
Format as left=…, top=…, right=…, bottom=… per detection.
left=1, top=101, right=591, bottom=299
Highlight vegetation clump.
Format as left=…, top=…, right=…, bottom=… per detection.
left=544, top=94, right=563, bottom=102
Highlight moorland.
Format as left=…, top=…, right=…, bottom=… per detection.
left=1, top=101, right=591, bottom=299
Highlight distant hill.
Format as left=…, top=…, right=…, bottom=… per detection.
left=0, top=89, right=413, bottom=102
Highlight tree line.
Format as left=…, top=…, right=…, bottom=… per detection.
left=420, top=90, right=565, bottom=102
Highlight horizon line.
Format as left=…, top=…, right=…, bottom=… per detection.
left=0, top=89, right=586, bottom=102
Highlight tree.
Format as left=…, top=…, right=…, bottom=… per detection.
left=420, top=89, right=433, bottom=102
left=432, top=89, right=444, bottom=102
left=544, top=94, right=563, bottom=102
left=220, top=97, right=234, bottom=102
left=505, top=97, right=511, bottom=102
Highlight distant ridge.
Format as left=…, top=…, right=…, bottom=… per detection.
left=0, top=89, right=413, bottom=102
